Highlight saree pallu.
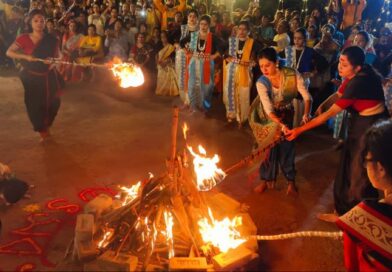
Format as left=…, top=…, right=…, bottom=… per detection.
left=249, top=68, right=298, bottom=149
left=285, top=46, right=313, bottom=128
left=223, top=38, right=254, bottom=123
left=19, top=34, right=63, bottom=132
left=259, top=106, right=296, bottom=182
left=334, top=111, right=389, bottom=215
left=333, top=110, right=348, bottom=139
left=175, top=48, right=189, bottom=104
left=223, top=60, right=252, bottom=123
left=156, top=45, right=179, bottom=96
left=187, top=32, right=214, bottom=110
left=187, top=56, right=214, bottom=110
left=336, top=200, right=392, bottom=271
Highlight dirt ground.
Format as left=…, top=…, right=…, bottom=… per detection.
left=0, top=70, right=344, bottom=271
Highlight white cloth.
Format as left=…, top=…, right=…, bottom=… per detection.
left=273, top=33, right=290, bottom=52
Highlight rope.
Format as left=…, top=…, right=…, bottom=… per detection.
left=252, top=231, right=343, bottom=241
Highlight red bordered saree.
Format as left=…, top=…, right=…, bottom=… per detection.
left=336, top=200, right=392, bottom=271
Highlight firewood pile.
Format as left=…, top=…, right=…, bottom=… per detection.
left=61, top=107, right=259, bottom=271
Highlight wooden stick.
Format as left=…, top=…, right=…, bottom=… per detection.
left=224, top=136, right=284, bottom=174
left=169, top=106, right=179, bottom=176
left=115, top=220, right=138, bottom=256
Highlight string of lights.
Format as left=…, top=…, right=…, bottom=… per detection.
left=278, top=0, right=284, bottom=12
left=301, top=0, right=309, bottom=21
left=377, top=0, right=391, bottom=26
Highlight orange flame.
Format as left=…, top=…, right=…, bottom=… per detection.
left=198, top=208, right=246, bottom=253
left=163, top=210, right=175, bottom=258
left=182, top=123, right=189, bottom=140
left=119, top=181, right=141, bottom=206
left=187, top=145, right=226, bottom=191
left=110, top=58, right=144, bottom=88
left=98, top=228, right=114, bottom=249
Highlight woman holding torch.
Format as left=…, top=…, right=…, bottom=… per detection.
left=6, top=9, right=63, bottom=142
left=286, top=46, right=389, bottom=221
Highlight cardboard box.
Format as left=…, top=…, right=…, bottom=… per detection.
left=169, top=257, right=208, bottom=271
left=96, top=250, right=138, bottom=271
left=212, top=245, right=253, bottom=271
left=75, top=214, right=95, bottom=242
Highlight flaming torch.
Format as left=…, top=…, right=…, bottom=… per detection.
left=110, top=58, right=144, bottom=88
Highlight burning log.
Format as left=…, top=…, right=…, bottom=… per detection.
left=65, top=107, right=259, bottom=271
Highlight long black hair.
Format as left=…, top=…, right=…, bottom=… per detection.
left=342, top=46, right=383, bottom=82
left=351, top=119, right=392, bottom=199
left=341, top=46, right=365, bottom=67
left=27, top=9, right=45, bottom=32
left=361, top=120, right=392, bottom=178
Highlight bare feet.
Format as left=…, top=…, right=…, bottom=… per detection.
left=267, top=181, right=275, bottom=189
left=254, top=183, right=267, bottom=193
left=317, top=213, right=338, bottom=223
left=286, top=182, right=298, bottom=197
left=39, top=130, right=51, bottom=143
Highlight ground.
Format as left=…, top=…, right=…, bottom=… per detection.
left=0, top=71, right=344, bottom=271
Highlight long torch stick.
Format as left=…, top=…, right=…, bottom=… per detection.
left=169, top=106, right=179, bottom=176
left=224, top=136, right=284, bottom=174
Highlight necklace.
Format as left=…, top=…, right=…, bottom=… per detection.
left=197, top=35, right=206, bottom=52
left=294, top=47, right=305, bottom=70
left=236, top=38, right=247, bottom=56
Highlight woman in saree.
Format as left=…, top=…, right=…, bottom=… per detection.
left=251, top=47, right=312, bottom=196
left=337, top=119, right=392, bottom=271
left=175, top=9, right=198, bottom=108
left=155, top=31, right=179, bottom=96
left=59, top=19, right=83, bottom=82
left=129, top=32, right=153, bottom=89
left=286, top=46, right=390, bottom=221
left=180, top=14, right=222, bottom=113
left=6, top=9, right=63, bottom=142
left=222, top=20, right=261, bottom=126
left=129, top=32, right=154, bottom=70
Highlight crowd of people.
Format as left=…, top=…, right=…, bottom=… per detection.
left=0, top=0, right=392, bottom=270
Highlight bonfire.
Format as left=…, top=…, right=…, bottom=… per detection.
left=64, top=107, right=258, bottom=271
